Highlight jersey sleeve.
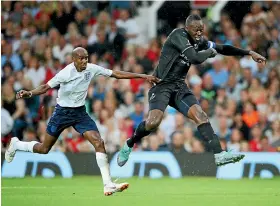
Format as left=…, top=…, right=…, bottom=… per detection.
left=89, top=64, right=113, bottom=77
left=199, top=38, right=216, bottom=50
left=47, top=70, right=66, bottom=88
left=170, top=29, right=193, bottom=53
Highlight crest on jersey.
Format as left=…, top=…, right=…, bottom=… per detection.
left=84, top=72, right=91, bottom=81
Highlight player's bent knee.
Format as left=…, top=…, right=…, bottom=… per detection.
left=197, top=111, right=209, bottom=125
left=92, top=136, right=105, bottom=148
left=146, top=118, right=161, bottom=131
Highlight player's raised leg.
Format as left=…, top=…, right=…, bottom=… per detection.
left=118, top=109, right=164, bottom=167
left=5, top=133, right=57, bottom=163
left=187, top=104, right=245, bottom=166
left=173, top=88, right=244, bottom=166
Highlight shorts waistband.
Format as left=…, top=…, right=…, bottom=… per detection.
left=56, top=104, right=85, bottom=110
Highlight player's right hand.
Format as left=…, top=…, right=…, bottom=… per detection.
left=144, top=75, right=161, bottom=85
left=16, top=90, right=32, bottom=99
left=209, top=48, right=217, bottom=58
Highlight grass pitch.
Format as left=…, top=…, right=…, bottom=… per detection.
left=2, top=176, right=280, bottom=206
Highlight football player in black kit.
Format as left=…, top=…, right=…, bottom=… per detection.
left=117, top=14, right=266, bottom=167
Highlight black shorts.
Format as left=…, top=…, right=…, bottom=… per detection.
left=148, top=81, right=199, bottom=116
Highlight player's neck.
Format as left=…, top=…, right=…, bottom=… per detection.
left=74, top=63, right=83, bottom=72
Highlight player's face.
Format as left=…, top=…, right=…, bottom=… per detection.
left=74, top=52, right=88, bottom=71
left=187, top=20, right=204, bottom=42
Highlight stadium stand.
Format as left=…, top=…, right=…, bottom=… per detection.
left=1, top=1, right=280, bottom=153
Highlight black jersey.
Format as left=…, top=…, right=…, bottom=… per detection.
left=153, top=28, right=211, bottom=82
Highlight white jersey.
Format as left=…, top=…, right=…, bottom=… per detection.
left=47, top=63, right=112, bottom=107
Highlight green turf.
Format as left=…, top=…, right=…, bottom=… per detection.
left=2, top=177, right=280, bottom=206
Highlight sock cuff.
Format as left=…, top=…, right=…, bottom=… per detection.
left=28, top=141, right=39, bottom=153
left=96, top=152, right=108, bottom=159
left=197, top=122, right=210, bottom=128
left=197, top=122, right=213, bottom=132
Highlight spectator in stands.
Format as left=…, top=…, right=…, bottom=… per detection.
left=207, top=58, right=229, bottom=87
left=88, top=29, right=111, bottom=58
left=231, top=113, right=250, bottom=141
left=88, top=11, right=111, bottom=45
left=130, top=101, right=144, bottom=130
left=240, top=53, right=258, bottom=76
left=1, top=43, right=23, bottom=71
left=226, top=74, right=243, bottom=102
left=20, top=13, right=33, bottom=39
left=2, top=82, right=26, bottom=140
left=52, top=36, right=74, bottom=64
left=201, top=73, right=217, bottom=102
left=248, top=77, right=267, bottom=106
left=23, top=127, right=38, bottom=142
left=22, top=78, right=40, bottom=124
left=216, top=113, right=231, bottom=142
left=107, top=21, right=126, bottom=62
left=145, top=134, right=161, bottom=151
left=260, top=136, right=277, bottom=152
left=169, top=131, right=186, bottom=155
left=135, top=46, right=154, bottom=74
left=227, top=129, right=243, bottom=152
left=265, top=120, right=280, bottom=145
left=191, top=139, right=205, bottom=154
left=174, top=113, right=185, bottom=132
left=267, top=47, right=279, bottom=71
left=1, top=100, right=14, bottom=138
left=10, top=1, right=24, bottom=24
left=249, top=124, right=263, bottom=152
left=182, top=127, right=195, bottom=153
left=1, top=63, right=14, bottom=83
left=116, top=91, right=135, bottom=118
left=24, top=56, right=46, bottom=88
left=240, top=141, right=250, bottom=152
left=242, top=101, right=259, bottom=129
left=238, top=67, right=253, bottom=90
left=254, top=60, right=269, bottom=84
left=116, top=9, right=141, bottom=48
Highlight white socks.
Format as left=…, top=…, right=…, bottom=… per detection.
left=15, top=141, right=39, bottom=153
left=96, top=152, right=112, bottom=186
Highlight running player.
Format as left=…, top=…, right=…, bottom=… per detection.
left=5, top=47, right=160, bottom=196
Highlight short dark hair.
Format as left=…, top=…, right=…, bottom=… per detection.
left=185, top=14, right=202, bottom=26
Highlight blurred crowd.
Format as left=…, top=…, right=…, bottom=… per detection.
left=1, top=1, right=280, bottom=154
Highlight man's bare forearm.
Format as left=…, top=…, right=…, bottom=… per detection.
left=29, top=84, right=51, bottom=96
left=111, top=70, right=146, bottom=79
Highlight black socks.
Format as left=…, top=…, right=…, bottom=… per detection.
left=127, top=121, right=151, bottom=148
left=197, top=122, right=223, bottom=154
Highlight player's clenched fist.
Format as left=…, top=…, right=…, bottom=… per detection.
left=16, top=90, right=32, bottom=99
left=249, top=51, right=266, bottom=65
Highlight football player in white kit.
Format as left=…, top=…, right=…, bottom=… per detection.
left=5, top=47, right=160, bottom=196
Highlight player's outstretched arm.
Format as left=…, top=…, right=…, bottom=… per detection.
left=214, top=44, right=266, bottom=64
left=111, top=70, right=161, bottom=84
left=184, top=47, right=217, bottom=64
left=16, top=84, right=51, bottom=99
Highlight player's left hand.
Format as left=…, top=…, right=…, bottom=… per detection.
left=144, top=75, right=161, bottom=85
left=250, top=51, right=266, bottom=65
